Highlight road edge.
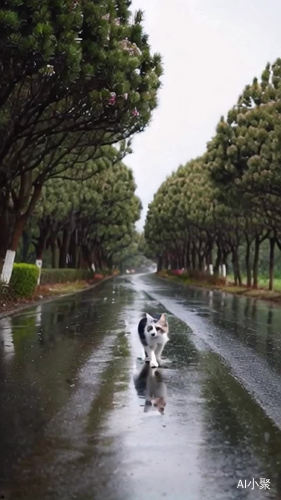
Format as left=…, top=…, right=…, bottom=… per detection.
left=0, top=275, right=114, bottom=320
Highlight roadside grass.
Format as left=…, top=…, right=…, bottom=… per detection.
left=227, top=274, right=281, bottom=292
left=258, top=277, right=281, bottom=291
left=158, top=271, right=281, bottom=305
left=41, top=281, right=91, bottom=295
left=0, top=275, right=108, bottom=314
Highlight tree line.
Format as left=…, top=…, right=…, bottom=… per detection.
left=0, top=0, right=162, bottom=282
left=23, top=152, right=141, bottom=271
left=145, top=59, right=281, bottom=290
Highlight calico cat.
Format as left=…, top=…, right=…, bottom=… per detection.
left=138, top=313, right=169, bottom=368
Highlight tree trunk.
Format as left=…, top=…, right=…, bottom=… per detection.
left=157, top=256, right=163, bottom=272
left=35, top=237, right=46, bottom=261
left=191, top=245, right=196, bottom=270
left=0, top=215, right=27, bottom=283
left=81, top=244, right=93, bottom=270
left=214, top=245, right=221, bottom=275
left=59, top=227, right=72, bottom=268
left=69, top=230, right=78, bottom=268
left=0, top=206, right=14, bottom=266
left=94, top=248, right=102, bottom=271
left=0, top=250, right=16, bottom=284
left=184, top=243, right=190, bottom=269
left=0, top=182, right=42, bottom=282
left=179, top=251, right=185, bottom=269
left=10, top=215, right=27, bottom=251
left=206, top=242, right=213, bottom=267
left=35, top=223, right=49, bottom=261
left=269, top=238, right=275, bottom=291
left=232, top=248, right=242, bottom=286
left=237, top=255, right=242, bottom=286
left=198, top=253, right=204, bottom=271
left=50, top=237, right=59, bottom=268
left=164, top=253, right=168, bottom=270
left=222, top=250, right=229, bottom=274
left=245, top=239, right=252, bottom=288
left=252, top=236, right=260, bottom=289
left=21, top=230, right=31, bottom=261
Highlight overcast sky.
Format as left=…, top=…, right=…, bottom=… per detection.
left=128, top=0, right=281, bottom=230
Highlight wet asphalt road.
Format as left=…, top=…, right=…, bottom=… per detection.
left=0, top=274, right=281, bottom=500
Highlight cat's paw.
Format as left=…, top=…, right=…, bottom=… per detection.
left=151, top=361, right=159, bottom=368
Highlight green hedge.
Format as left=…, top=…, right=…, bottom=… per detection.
left=40, top=268, right=93, bottom=285
left=10, top=263, right=39, bottom=297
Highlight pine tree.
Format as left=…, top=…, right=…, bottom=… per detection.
left=0, top=0, right=162, bottom=281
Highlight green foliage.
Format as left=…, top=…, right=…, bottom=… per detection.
left=145, top=157, right=222, bottom=267
left=206, top=58, right=281, bottom=231
left=117, top=232, right=154, bottom=272
left=145, top=58, right=281, bottom=290
left=17, top=145, right=141, bottom=274
left=40, top=268, right=93, bottom=285
left=10, top=263, right=39, bottom=297
left=0, top=1, right=162, bottom=263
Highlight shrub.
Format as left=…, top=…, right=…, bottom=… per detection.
left=10, top=263, right=39, bottom=297
left=40, top=268, right=93, bottom=285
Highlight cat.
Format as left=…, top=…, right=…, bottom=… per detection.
left=137, top=313, right=169, bottom=368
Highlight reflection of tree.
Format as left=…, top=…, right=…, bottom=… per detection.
left=266, top=306, right=275, bottom=366
left=0, top=278, right=134, bottom=488
left=86, top=332, right=130, bottom=432
left=0, top=316, right=14, bottom=358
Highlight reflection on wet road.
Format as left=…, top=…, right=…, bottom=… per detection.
left=0, top=274, right=281, bottom=499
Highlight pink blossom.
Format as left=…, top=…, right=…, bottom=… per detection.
left=108, top=92, right=116, bottom=105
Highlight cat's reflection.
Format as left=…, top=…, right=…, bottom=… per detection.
left=134, top=363, right=167, bottom=414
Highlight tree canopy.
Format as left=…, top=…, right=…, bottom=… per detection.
left=0, top=1, right=162, bottom=281
left=24, top=151, right=141, bottom=271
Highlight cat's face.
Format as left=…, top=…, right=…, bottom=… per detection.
left=145, top=313, right=168, bottom=339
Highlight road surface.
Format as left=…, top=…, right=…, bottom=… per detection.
left=0, top=274, right=281, bottom=499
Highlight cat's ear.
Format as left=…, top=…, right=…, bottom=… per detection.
left=146, top=313, right=154, bottom=322
left=158, top=313, right=167, bottom=327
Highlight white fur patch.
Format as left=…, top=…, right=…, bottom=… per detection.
left=142, top=314, right=169, bottom=367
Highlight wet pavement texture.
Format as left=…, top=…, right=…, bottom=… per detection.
left=0, top=274, right=281, bottom=500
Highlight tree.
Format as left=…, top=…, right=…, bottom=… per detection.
left=29, top=153, right=141, bottom=273
left=0, top=0, right=162, bottom=281
left=206, top=60, right=281, bottom=288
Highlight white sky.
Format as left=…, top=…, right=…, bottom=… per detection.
left=128, top=0, right=281, bottom=230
